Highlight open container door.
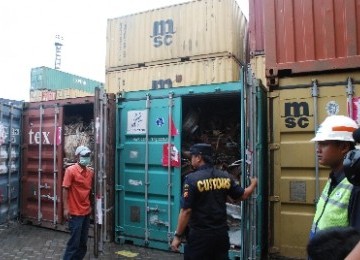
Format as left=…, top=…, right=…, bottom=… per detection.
left=116, top=90, right=182, bottom=250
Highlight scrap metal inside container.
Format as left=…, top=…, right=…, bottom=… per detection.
left=181, top=93, right=241, bottom=176
left=181, top=93, right=242, bottom=247
left=63, top=104, right=94, bottom=166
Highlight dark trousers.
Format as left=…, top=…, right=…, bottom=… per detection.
left=184, top=228, right=230, bottom=260
left=63, top=215, right=90, bottom=260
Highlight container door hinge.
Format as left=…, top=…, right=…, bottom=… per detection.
left=115, top=185, right=124, bottom=191
left=269, top=143, right=280, bottom=150
left=268, top=92, right=279, bottom=99
left=269, top=195, right=280, bottom=202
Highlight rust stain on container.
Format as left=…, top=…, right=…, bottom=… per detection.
left=265, top=0, right=360, bottom=76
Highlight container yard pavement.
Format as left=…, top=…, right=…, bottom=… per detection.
left=0, top=222, right=183, bottom=260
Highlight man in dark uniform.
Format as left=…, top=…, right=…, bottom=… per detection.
left=171, top=143, right=257, bottom=259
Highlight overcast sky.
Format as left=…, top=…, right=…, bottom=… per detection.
left=0, top=0, right=248, bottom=101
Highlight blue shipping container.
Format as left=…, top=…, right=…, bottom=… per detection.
left=0, top=100, right=23, bottom=224
left=31, top=66, right=103, bottom=93
left=115, top=78, right=267, bottom=258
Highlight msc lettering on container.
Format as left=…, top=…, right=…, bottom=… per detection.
left=283, top=102, right=312, bottom=128
left=151, top=19, right=176, bottom=47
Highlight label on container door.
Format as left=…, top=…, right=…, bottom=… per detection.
left=127, top=110, right=147, bottom=134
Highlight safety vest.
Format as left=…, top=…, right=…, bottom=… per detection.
left=311, top=177, right=353, bottom=233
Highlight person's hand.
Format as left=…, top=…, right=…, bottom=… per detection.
left=249, top=177, right=258, bottom=187
left=171, top=236, right=181, bottom=252
left=63, top=208, right=69, bottom=220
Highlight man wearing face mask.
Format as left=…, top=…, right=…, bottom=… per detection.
left=62, top=146, right=94, bottom=260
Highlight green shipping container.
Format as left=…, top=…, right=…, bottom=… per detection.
left=115, top=76, right=268, bottom=259
left=30, top=66, right=103, bottom=93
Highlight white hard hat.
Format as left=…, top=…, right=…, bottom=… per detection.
left=311, top=115, right=358, bottom=142
left=75, top=146, right=91, bottom=156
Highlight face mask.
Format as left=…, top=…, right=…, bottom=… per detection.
left=79, top=156, right=91, bottom=166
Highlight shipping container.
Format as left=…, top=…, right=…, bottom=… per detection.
left=29, top=89, right=94, bottom=102
left=249, top=0, right=264, bottom=55
left=115, top=77, right=268, bottom=259
left=106, top=0, right=247, bottom=69
left=31, top=66, right=103, bottom=93
left=268, top=70, right=360, bottom=258
left=264, top=0, right=360, bottom=78
left=20, top=90, right=116, bottom=252
left=0, top=100, right=23, bottom=224
left=106, top=57, right=241, bottom=93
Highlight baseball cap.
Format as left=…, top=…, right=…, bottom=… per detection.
left=189, top=143, right=212, bottom=157
left=75, top=146, right=91, bottom=156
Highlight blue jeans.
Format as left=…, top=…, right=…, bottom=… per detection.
left=63, top=215, right=90, bottom=260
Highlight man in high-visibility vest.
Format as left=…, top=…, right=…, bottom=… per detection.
left=310, top=115, right=360, bottom=241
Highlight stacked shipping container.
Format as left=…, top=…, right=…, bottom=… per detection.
left=105, top=0, right=247, bottom=93
left=251, top=0, right=360, bottom=258
left=106, top=1, right=266, bottom=259
left=29, top=67, right=102, bottom=101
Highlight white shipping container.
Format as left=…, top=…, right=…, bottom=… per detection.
left=29, top=89, right=93, bottom=102
left=105, top=56, right=241, bottom=93
left=106, top=0, right=247, bottom=69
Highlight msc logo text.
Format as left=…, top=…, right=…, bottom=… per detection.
left=151, top=19, right=176, bottom=48
left=282, top=102, right=312, bottom=128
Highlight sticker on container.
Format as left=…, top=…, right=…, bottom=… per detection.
left=325, top=101, right=339, bottom=116
left=351, top=97, right=360, bottom=124
left=162, top=143, right=180, bottom=167
left=127, top=110, right=147, bottom=134
left=156, top=117, right=165, bottom=127
left=129, top=179, right=143, bottom=186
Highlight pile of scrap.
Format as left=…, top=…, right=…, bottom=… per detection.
left=63, top=115, right=94, bottom=166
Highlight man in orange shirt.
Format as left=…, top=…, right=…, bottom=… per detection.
left=62, top=146, right=94, bottom=260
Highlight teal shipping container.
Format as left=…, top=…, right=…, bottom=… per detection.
left=0, top=100, right=23, bottom=224
left=30, top=66, right=103, bottom=93
left=115, top=73, right=267, bottom=259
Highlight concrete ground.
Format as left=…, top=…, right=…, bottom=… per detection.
left=0, top=222, right=183, bottom=260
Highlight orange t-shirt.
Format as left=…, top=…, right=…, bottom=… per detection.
left=62, top=163, right=94, bottom=216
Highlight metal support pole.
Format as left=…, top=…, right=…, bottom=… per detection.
left=53, top=105, right=59, bottom=225
left=346, top=77, right=354, bottom=118
left=311, top=80, right=320, bottom=202
left=7, top=104, right=14, bottom=221
left=144, top=94, right=151, bottom=245
left=38, top=105, right=44, bottom=222
left=167, top=92, right=174, bottom=246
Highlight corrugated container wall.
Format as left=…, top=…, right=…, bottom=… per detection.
left=106, top=0, right=247, bottom=69
left=264, top=0, right=360, bottom=77
left=0, top=100, right=22, bottom=224
left=106, top=56, right=241, bottom=93
left=268, top=70, right=360, bottom=258
left=249, top=0, right=264, bottom=55
left=31, top=67, right=103, bottom=93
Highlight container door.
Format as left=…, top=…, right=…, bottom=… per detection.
left=93, top=88, right=116, bottom=255
left=21, top=103, right=63, bottom=226
left=239, top=71, right=268, bottom=260
left=116, top=92, right=181, bottom=250
left=269, top=71, right=360, bottom=258
left=0, top=102, right=22, bottom=224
